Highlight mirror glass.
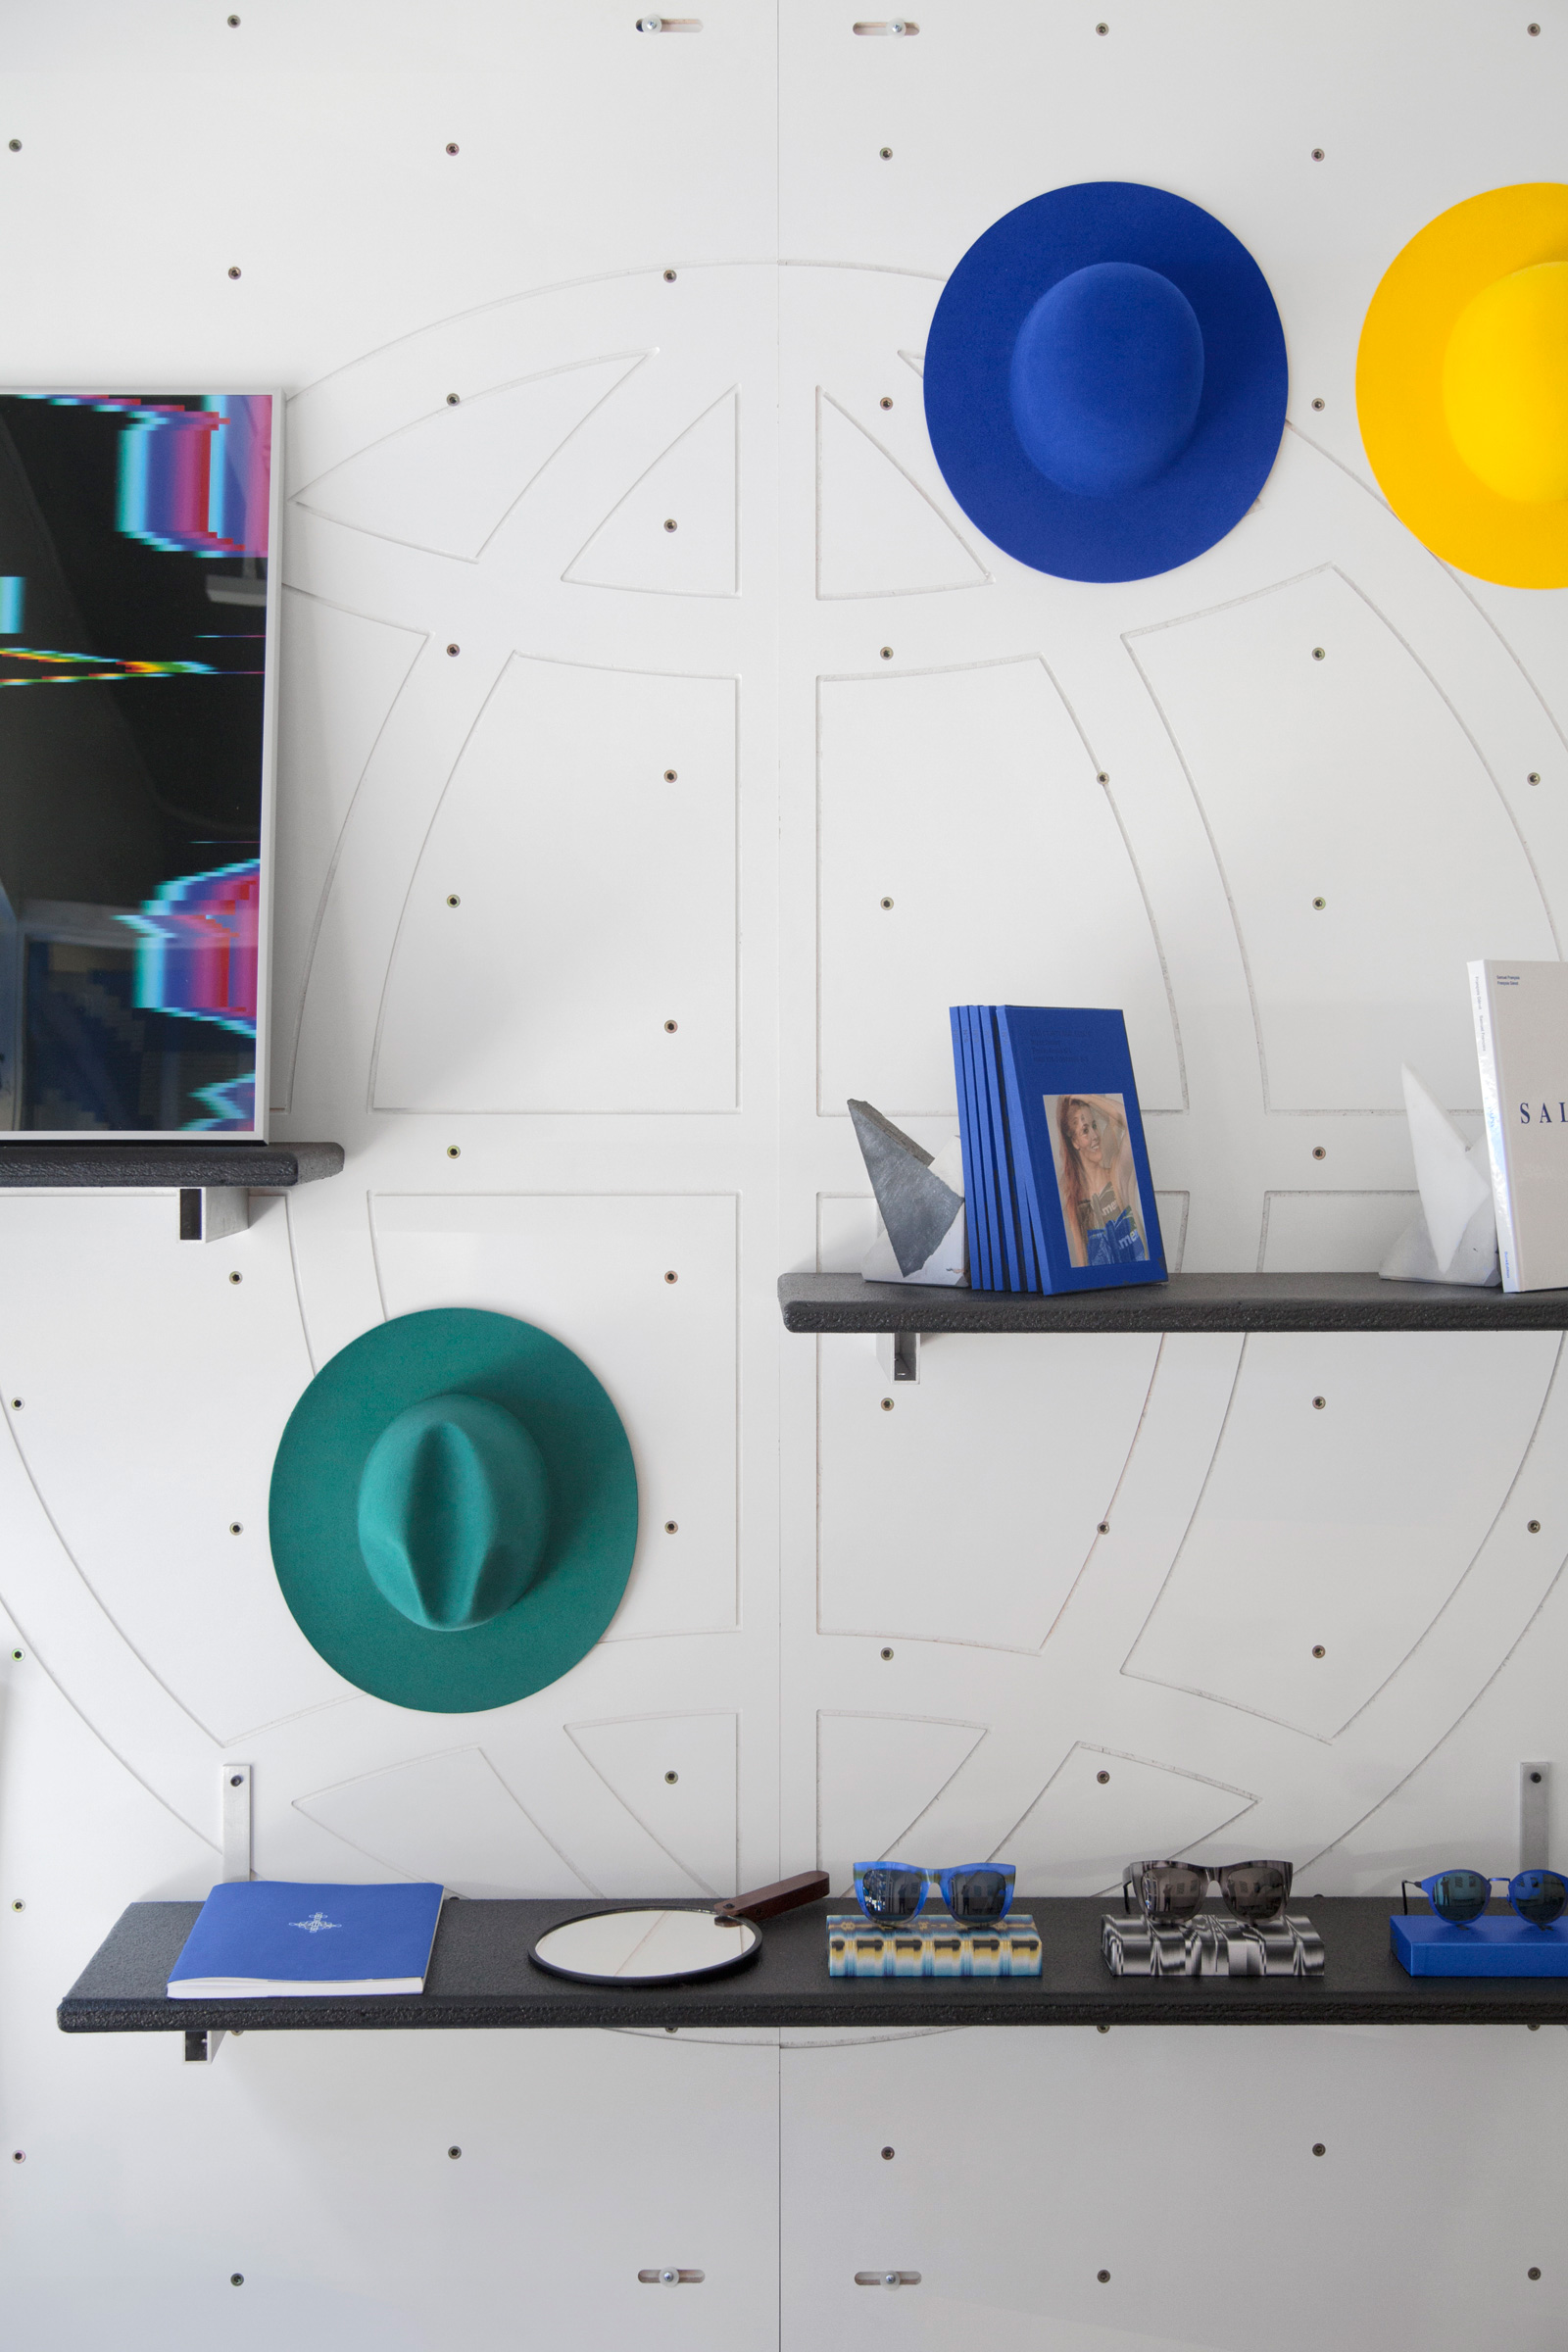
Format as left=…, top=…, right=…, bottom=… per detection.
left=532, top=1908, right=760, bottom=1983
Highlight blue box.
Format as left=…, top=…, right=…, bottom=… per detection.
left=1391, top=1912, right=1568, bottom=1977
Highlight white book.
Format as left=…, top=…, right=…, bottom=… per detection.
left=1468, top=960, right=1568, bottom=1293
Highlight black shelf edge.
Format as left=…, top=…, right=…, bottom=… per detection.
left=0, top=1142, right=345, bottom=1190
left=779, top=1270, right=1568, bottom=1335
left=56, top=1898, right=1568, bottom=2034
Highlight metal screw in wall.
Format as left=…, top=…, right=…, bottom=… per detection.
left=230, top=1773, right=244, bottom=1788
left=1529, top=2268, right=1542, bottom=2279
left=1097, top=2024, right=1110, bottom=2033
left=1311, top=398, right=1326, bottom=411
left=1312, top=1644, right=1327, bottom=1659
left=229, top=1523, right=242, bottom=1536
left=11, top=2150, right=24, bottom=2163
left=664, top=1771, right=678, bottom=1784
left=447, top=1146, right=461, bottom=1159
left=880, top=897, right=894, bottom=909
left=1312, top=1396, right=1326, bottom=1409
left=663, top=767, right=677, bottom=781
left=1312, top=646, right=1326, bottom=660
left=1313, top=1146, right=1327, bottom=1160
left=1311, top=147, right=1325, bottom=160
left=446, top=643, right=460, bottom=656
left=1528, top=21, right=1541, bottom=31
left=7, top=140, right=20, bottom=151
left=1313, top=896, right=1327, bottom=909
left=879, top=146, right=893, bottom=159
left=447, top=393, right=461, bottom=406
left=1529, top=1520, right=1542, bottom=1533
left=880, top=1646, right=894, bottom=1660
left=880, top=396, right=894, bottom=410
left=1098, top=2272, right=1111, bottom=2284
left=448, top=2145, right=462, bottom=2159
left=663, top=268, right=677, bottom=280
left=881, top=2146, right=895, bottom=2160
left=1097, top=770, right=1109, bottom=784
left=880, top=646, right=894, bottom=660
left=11, top=1900, right=24, bottom=1912
left=9, top=1398, right=21, bottom=1409
left=446, top=142, right=459, bottom=155
left=664, top=1270, right=679, bottom=1284
left=230, top=2276, right=244, bottom=2287
left=1098, top=1520, right=1109, bottom=1534
left=663, top=517, right=678, bottom=531
left=664, top=1019, right=678, bottom=1032
left=664, top=1520, right=678, bottom=1534
left=447, top=894, right=460, bottom=907
left=1529, top=771, right=1542, bottom=785
left=1312, top=2142, right=1326, bottom=2156
left=228, top=1272, right=242, bottom=1284
left=227, top=267, right=242, bottom=279
left=880, top=1397, right=895, bottom=1411
left=10, top=1651, right=22, bottom=1663
left=1097, top=1770, right=1110, bottom=1784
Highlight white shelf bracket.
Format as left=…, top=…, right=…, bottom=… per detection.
left=1521, top=1760, right=1550, bottom=1870
left=222, top=1761, right=253, bottom=1882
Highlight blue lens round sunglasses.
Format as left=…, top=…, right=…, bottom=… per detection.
left=1402, top=1868, right=1567, bottom=1928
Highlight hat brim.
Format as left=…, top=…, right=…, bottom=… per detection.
left=1355, top=182, right=1568, bottom=589
left=923, top=181, right=1288, bottom=585
left=269, top=1308, right=638, bottom=1713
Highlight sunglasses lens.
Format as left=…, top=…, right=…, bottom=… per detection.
left=1134, top=1863, right=1206, bottom=1921
left=1218, top=1862, right=1292, bottom=1923
left=943, top=1868, right=1011, bottom=1921
left=1428, top=1870, right=1491, bottom=1925
left=856, top=1865, right=926, bottom=1922
left=1511, top=1870, right=1567, bottom=1929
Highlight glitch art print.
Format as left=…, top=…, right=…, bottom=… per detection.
left=0, top=391, right=275, bottom=1134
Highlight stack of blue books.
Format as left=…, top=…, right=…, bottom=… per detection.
left=951, top=1005, right=1166, bottom=1296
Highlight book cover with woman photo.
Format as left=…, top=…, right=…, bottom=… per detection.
left=956, top=1004, right=1166, bottom=1295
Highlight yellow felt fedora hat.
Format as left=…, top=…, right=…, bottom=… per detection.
left=1356, top=182, right=1568, bottom=587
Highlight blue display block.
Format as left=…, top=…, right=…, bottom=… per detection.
left=1392, top=1912, right=1568, bottom=1977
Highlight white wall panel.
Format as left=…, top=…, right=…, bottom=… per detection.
left=374, top=660, right=737, bottom=1112
left=8, top=2, right=1568, bottom=2342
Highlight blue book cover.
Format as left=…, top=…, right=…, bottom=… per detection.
left=977, top=1004, right=1024, bottom=1292
left=952, top=1005, right=995, bottom=1290
left=994, top=1006, right=1165, bottom=1294
left=964, top=1004, right=1008, bottom=1292
left=167, top=1880, right=446, bottom=1998
left=984, top=1005, right=1040, bottom=1293
left=992, top=1007, right=1043, bottom=1292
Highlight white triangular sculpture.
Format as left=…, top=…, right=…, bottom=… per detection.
left=1380, top=1063, right=1500, bottom=1286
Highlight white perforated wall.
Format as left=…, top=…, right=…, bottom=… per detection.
left=2, top=5, right=1566, bottom=2346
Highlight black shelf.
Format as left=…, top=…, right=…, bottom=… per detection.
left=57, top=1898, right=1568, bottom=2034
left=779, top=1270, right=1568, bottom=1336
left=0, top=1142, right=344, bottom=1190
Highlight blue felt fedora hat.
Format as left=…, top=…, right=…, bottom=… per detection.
left=924, top=182, right=1288, bottom=584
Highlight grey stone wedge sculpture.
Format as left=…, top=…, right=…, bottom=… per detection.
left=847, top=1099, right=968, bottom=1287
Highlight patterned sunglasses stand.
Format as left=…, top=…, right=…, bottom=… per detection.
left=1104, top=1859, right=1325, bottom=1980
left=830, top=1862, right=1041, bottom=1979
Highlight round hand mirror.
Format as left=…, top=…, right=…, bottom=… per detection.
left=528, top=1871, right=827, bottom=1987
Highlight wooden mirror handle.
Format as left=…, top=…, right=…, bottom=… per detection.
left=713, top=1871, right=829, bottom=1925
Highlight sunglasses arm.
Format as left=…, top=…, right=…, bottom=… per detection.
left=712, top=1871, right=830, bottom=1925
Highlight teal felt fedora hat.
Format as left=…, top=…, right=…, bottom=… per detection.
left=269, top=1308, right=638, bottom=1712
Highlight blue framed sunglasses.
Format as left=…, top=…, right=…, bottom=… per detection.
left=1402, top=1868, right=1567, bottom=1929
left=854, top=1862, right=1015, bottom=1925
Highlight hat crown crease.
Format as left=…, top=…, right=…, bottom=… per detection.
left=1443, top=260, right=1568, bottom=506
left=1008, top=261, right=1205, bottom=500
left=356, top=1392, right=551, bottom=1633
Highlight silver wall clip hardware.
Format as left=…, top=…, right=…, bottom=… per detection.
left=856, top=2271, right=921, bottom=2287
left=638, top=2270, right=706, bottom=2284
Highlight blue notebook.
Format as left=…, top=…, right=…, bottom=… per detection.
left=167, top=1880, right=445, bottom=1998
